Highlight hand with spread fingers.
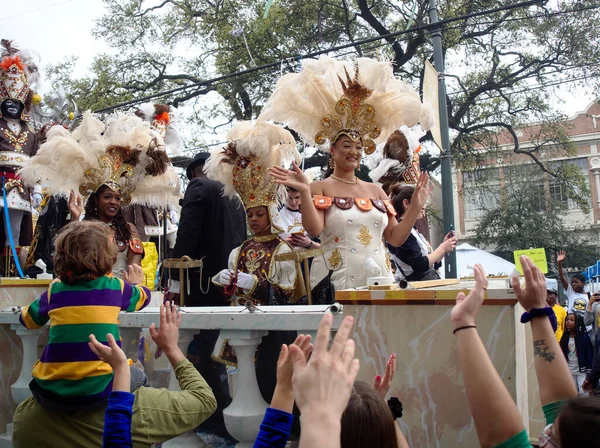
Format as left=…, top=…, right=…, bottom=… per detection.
left=291, top=313, right=359, bottom=420
left=450, top=264, right=488, bottom=330
left=269, top=161, right=310, bottom=193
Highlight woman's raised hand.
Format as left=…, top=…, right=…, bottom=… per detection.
left=412, top=172, right=432, bottom=209
left=450, top=264, right=488, bottom=330
left=373, top=353, right=397, bottom=400
left=269, top=161, right=310, bottom=192
left=68, top=190, right=83, bottom=221
left=512, top=255, right=547, bottom=312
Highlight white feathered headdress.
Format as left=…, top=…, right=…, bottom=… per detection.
left=369, top=125, right=424, bottom=191
left=258, top=57, right=433, bottom=155
left=19, top=111, right=181, bottom=208
left=204, top=121, right=299, bottom=234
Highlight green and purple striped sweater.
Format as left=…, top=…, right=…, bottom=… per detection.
left=19, top=275, right=150, bottom=405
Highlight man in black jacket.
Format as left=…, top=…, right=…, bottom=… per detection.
left=169, top=151, right=246, bottom=441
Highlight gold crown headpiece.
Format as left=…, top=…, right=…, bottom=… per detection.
left=315, top=66, right=381, bottom=155
left=259, top=57, right=434, bottom=159
left=79, top=146, right=138, bottom=205
left=205, top=121, right=300, bottom=234
left=228, top=142, right=279, bottom=209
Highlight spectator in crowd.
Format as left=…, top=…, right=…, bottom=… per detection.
left=279, top=187, right=320, bottom=250
left=88, top=331, right=134, bottom=448
left=387, top=185, right=457, bottom=282
left=585, top=292, right=600, bottom=345
left=13, top=302, right=217, bottom=447
left=558, top=250, right=589, bottom=312
left=547, top=278, right=567, bottom=342
left=560, top=312, right=594, bottom=395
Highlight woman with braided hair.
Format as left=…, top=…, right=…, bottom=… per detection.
left=69, top=185, right=143, bottom=278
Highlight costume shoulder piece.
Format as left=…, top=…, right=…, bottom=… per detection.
left=204, top=121, right=300, bottom=234
left=258, top=57, right=433, bottom=155
left=19, top=111, right=181, bottom=208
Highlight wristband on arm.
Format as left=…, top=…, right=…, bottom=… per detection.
left=520, top=307, right=557, bottom=332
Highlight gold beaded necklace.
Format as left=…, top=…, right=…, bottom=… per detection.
left=330, top=175, right=358, bottom=185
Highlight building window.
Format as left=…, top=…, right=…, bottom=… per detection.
left=462, top=169, right=500, bottom=219
left=548, top=158, right=588, bottom=209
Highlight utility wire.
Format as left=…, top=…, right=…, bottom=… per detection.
left=94, top=0, right=547, bottom=113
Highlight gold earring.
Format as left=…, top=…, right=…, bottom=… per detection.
left=329, top=157, right=335, bottom=169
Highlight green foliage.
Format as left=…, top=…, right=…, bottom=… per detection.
left=473, top=181, right=599, bottom=271
left=46, top=0, right=600, bottom=187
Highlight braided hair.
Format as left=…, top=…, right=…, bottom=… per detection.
left=83, top=185, right=133, bottom=245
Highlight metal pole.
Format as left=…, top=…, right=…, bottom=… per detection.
left=429, top=0, right=457, bottom=278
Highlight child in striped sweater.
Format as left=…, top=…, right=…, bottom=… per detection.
left=19, top=220, right=151, bottom=411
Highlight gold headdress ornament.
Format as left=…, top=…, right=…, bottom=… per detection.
left=259, top=57, right=434, bottom=156
left=19, top=111, right=181, bottom=208
left=205, top=121, right=300, bottom=234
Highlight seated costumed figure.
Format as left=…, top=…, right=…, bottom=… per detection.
left=205, top=120, right=303, bottom=402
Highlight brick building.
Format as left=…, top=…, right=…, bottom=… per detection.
left=453, top=100, right=600, bottom=245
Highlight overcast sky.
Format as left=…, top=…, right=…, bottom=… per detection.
left=2, top=0, right=595, bottom=119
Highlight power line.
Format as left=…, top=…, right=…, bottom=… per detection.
left=94, top=0, right=547, bottom=113
left=0, top=0, right=74, bottom=21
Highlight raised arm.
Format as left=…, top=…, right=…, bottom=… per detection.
left=269, top=162, right=325, bottom=237
left=557, top=250, right=569, bottom=291
left=513, top=256, right=577, bottom=407
left=451, top=265, right=525, bottom=448
left=384, top=172, right=432, bottom=247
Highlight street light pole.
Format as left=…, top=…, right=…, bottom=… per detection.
left=429, top=0, right=457, bottom=278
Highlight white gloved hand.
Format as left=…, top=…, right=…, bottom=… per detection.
left=236, top=272, right=256, bottom=291
left=31, top=193, right=43, bottom=208
left=218, top=269, right=233, bottom=285
left=364, top=257, right=382, bottom=276
left=169, top=209, right=178, bottom=224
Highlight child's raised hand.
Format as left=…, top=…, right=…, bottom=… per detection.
left=557, top=250, right=567, bottom=263
left=89, top=333, right=128, bottom=370
left=277, top=334, right=313, bottom=393
left=124, top=264, right=144, bottom=285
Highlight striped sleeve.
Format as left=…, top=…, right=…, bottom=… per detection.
left=120, top=280, right=151, bottom=312
left=20, top=288, right=51, bottom=329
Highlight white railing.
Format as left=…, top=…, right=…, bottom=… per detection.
left=0, top=304, right=343, bottom=448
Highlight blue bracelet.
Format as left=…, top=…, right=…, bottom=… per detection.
left=520, top=307, right=557, bottom=332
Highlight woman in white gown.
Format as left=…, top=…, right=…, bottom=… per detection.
left=265, top=57, right=433, bottom=289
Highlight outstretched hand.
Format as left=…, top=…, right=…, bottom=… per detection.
left=373, top=353, right=397, bottom=400
left=269, top=161, right=310, bottom=193
left=289, top=313, right=359, bottom=418
left=557, top=250, right=567, bottom=263
left=277, top=334, right=313, bottom=393
left=451, top=264, right=488, bottom=330
left=512, top=255, right=547, bottom=312
left=412, top=171, right=433, bottom=209
left=88, top=333, right=128, bottom=370
left=68, top=190, right=83, bottom=221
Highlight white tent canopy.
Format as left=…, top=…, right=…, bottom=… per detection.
left=453, top=243, right=516, bottom=278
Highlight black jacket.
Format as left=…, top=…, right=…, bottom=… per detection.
left=387, top=228, right=441, bottom=281
left=172, top=177, right=246, bottom=306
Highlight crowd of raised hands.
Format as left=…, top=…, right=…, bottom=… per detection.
left=95, top=255, right=600, bottom=448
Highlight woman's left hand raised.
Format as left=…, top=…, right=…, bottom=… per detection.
left=373, top=353, right=397, bottom=400
left=269, top=161, right=310, bottom=193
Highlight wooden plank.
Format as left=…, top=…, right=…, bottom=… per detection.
left=408, top=278, right=460, bottom=289
left=0, top=278, right=53, bottom=287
